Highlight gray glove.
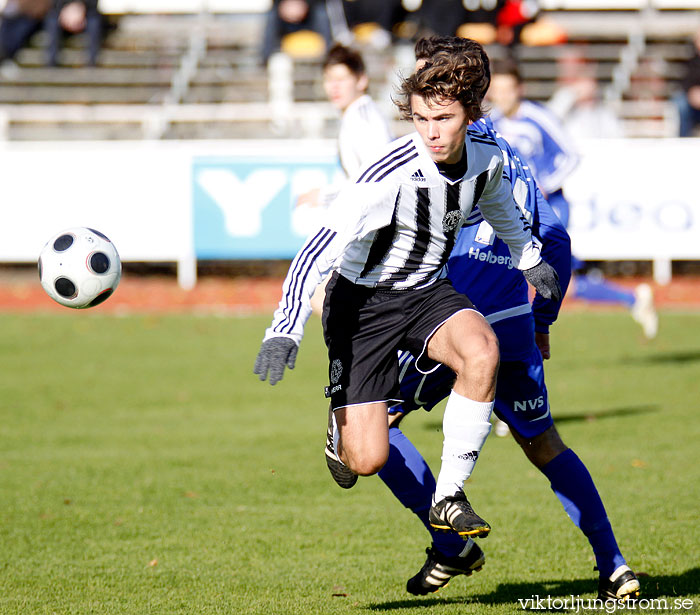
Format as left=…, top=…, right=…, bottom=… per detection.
left=523, top=260, right=562, bottom=303
left=253, top=337, right=298, bottom=386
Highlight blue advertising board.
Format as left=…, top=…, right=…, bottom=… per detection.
left=192, top=154, right=342, bottom=259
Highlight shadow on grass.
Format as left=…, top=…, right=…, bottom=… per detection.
left=422, top=404, right=659, bottom=433
left=622, top=350, right=700, bottom=366
left=366, top=568, right=700, bottom=611
left=553, top=404, right=660, bottom=425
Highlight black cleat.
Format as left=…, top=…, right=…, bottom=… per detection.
left=407, top=541, right=485, bottom=595
left=429, top=490, right=491, bottom=537
left=325, top=405, right=357, bottom=489
left=598, top=566, right=641, bottom=602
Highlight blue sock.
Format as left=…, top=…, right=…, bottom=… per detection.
left=574, top=273, right=635, bottom=307
left=541, top=448, right=626, bottom=577
left=378, top=426, right=465, bottom=558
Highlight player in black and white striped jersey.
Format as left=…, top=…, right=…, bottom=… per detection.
left=255, top=44, right=561, bottom=536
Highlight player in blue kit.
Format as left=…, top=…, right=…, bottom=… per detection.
left=487, top=57, right=658, bottom=340
left=368, top=37, right=641, bottom=602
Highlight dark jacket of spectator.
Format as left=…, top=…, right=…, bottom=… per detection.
left=260, top=0, right=332, bottom=64
left=674, top=29, right=700, bottom=137
left=0, top=0, right=50, bottom=61
left=44, top=0, right=102, bottom=66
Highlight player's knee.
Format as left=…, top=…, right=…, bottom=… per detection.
left=342, top=440, right=389, bottom=476
left=346, top=452, right=387, bottom=476
left=454, top=329, right=499, bottom=378
left=481, top=331, right=500, bottom=368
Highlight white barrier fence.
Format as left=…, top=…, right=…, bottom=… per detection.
left=565, top=138, right=700, bottom=284
left=1, top=138, right=697, bottom=288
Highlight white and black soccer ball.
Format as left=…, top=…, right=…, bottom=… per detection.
left=38, top=227, right=121, bottom=309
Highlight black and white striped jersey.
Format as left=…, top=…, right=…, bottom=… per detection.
left=265, top=130, right=542, bottom=345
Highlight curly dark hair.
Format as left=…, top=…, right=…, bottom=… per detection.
left=396, top=46, right=490, bottom=123
left=414, top=35, right=491, bottom=99
left=414, top=35, right=487, bottom=63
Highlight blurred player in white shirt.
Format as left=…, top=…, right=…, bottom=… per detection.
left=299, top=43, right=394, bottom=311
left=298, top=43, right=394, bottom=211
left=323, top=43, right=394, bottom=177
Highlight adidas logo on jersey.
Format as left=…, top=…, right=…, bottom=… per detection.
left=410, top=169, right=427, bottom=182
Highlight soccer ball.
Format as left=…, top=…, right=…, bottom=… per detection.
left=38, top=227, right=121, bottom=309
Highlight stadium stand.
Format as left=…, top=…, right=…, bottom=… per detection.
left=0, top=0, right=698, bottom=140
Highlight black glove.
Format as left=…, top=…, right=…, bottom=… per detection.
left=253, top=337, right=299, bottom=386
left=523, top=260, right=562, bottom=303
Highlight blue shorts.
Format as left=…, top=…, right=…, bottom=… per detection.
left=394, top=345, right=553, bottom=439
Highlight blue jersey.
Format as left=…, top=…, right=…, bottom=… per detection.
left=451, top=117, right=571, bottom=359
left=489, top=101, right=579, bottom=197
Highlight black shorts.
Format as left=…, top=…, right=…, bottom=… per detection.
left=321, top=272, right=475, bottom=410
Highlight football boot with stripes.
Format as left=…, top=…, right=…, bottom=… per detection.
left=406, top=541, right=485, bottom=595
left=325, top=406, right=358, bottom=489
left=429, top=490, right=491, bottom=537
left=598, top=566, right=641, bottom=602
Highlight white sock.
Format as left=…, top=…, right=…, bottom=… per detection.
left=434, top=391, right=493, bottom=503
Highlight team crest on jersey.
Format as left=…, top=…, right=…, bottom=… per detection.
left=442, top=211, right=464, bottom=234
left=330, top=359, right=343, bottom=384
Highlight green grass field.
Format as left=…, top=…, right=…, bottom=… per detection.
left=1, top=309, right=698, bottom=615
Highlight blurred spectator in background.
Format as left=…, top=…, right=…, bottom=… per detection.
left=415, top=0, right=538, bottom=46
left=548, top=51, right=623, bottom=139
left=260, top=0, right=332, bottom=64
left=672, top=27, right=700, bottom=137
left=44, top=0, right=101, bottom=66
left=0, top=0, right=49, bottom=64
left=488, top=58, right=657, bottom=339
left=549, top=74, right=623, bottom=139
left=338, top=0, right=405, bottom=49
left=418, top=0, right=501, bottom=41
left=492, top=0, right=539, bottom=46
